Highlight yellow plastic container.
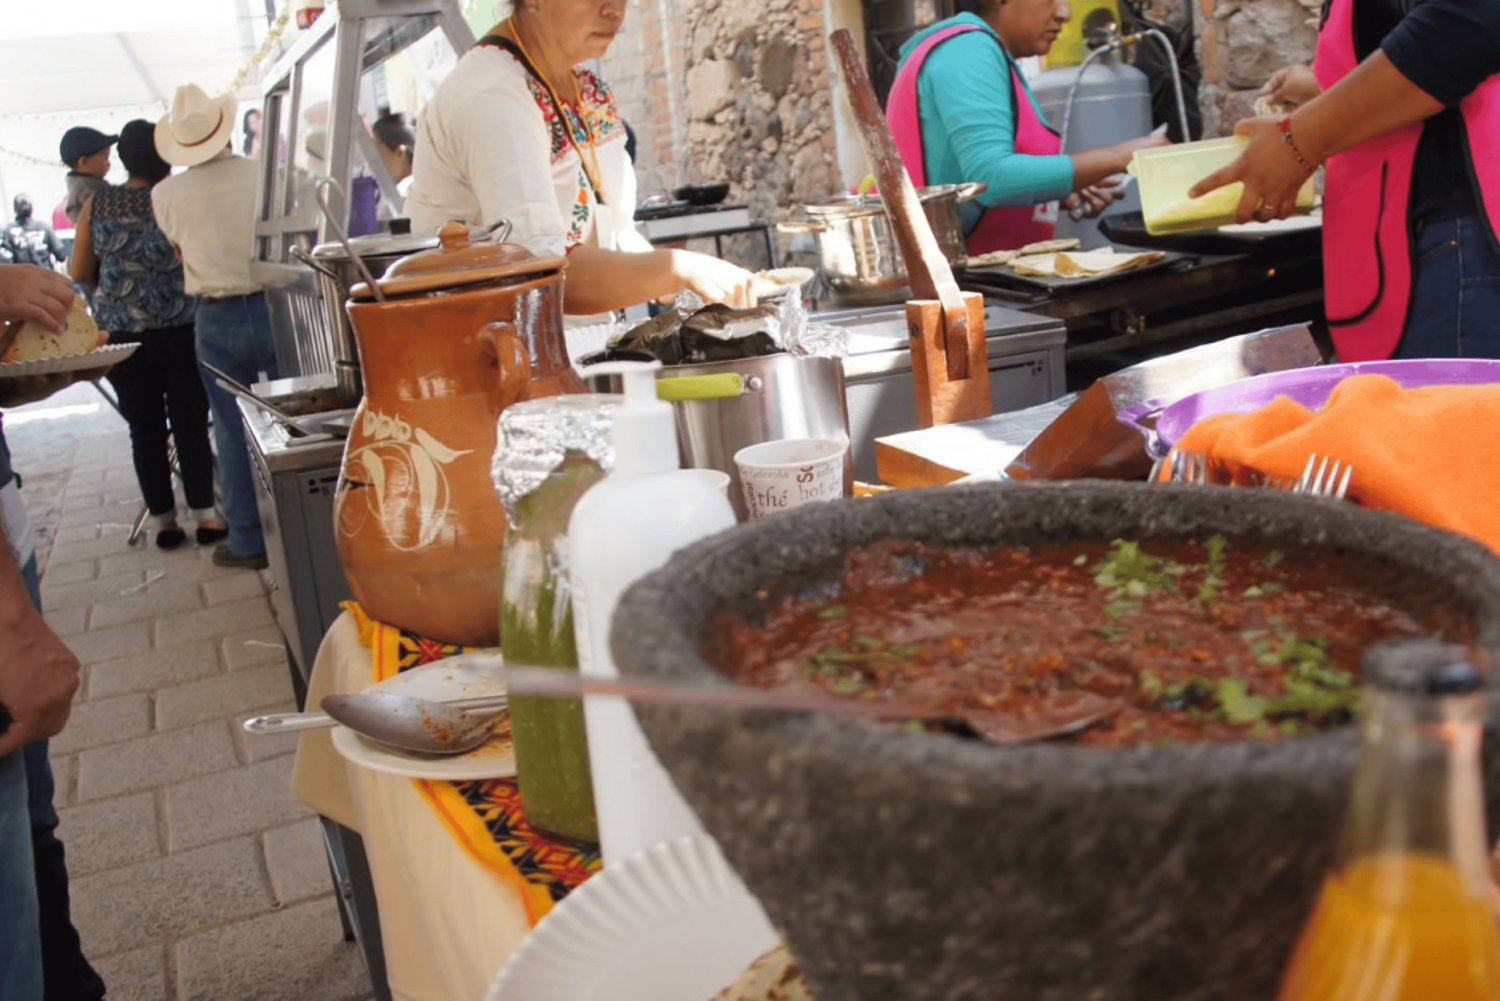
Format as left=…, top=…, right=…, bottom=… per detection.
left=1132, top=136, right=1318, bottom=235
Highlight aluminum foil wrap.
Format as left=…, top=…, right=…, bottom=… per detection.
left=492, top=394, right=621, bottom=518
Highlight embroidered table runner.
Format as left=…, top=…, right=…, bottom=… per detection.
left=346, top=603, right=600, bottom=925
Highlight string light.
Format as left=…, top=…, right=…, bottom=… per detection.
left=0, top=145, right=64, bottom=168
left=227, top=1, right=294, bottom=95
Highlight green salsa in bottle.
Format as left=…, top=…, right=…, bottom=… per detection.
left=494, top=395, right=617, bottom=843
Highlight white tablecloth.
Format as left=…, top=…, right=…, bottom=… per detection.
left=292, top=611, right=532, bottom=1001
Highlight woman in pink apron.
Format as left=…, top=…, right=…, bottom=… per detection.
left=1190, top=0, right=1500, bottom=361
left=887, top=0, right=1168, bottom=255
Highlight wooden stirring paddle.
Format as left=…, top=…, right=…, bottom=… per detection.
left=828, top=29, right=991, bottom=427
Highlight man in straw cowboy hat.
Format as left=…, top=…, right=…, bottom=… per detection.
left=153, top=83, right=276, bottom=570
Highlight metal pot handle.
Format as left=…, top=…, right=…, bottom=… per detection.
left=956, top=182, right=988, bottom=204
left=288, top=245, right=342, bottom=283
left=776, top=219, right=829, bottom=234
left=654, top=373, right=753, bottom=402
left=315, top=178, right=386, bottom=302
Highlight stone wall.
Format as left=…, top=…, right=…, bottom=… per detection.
left=602, top=0, right=845, bottom=235
left=1195, top=0, right=1320, bottom=136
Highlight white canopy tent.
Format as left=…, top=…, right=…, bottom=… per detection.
left=0, top=0, right=275, bottom=219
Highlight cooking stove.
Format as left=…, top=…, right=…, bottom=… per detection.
left=808, top=297, right=1068, bottom=481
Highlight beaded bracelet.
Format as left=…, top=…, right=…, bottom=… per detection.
left=1278, top=115, right=1318, bottom=174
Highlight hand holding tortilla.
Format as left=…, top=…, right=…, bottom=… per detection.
left=1, top=295, right=107, bottom=363
left=0, top=263, right=74, bottom=336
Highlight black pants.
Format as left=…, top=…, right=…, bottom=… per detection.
left=22, top=743, right=104, bottom=1001
left=104, top=322, right=215, bottom=517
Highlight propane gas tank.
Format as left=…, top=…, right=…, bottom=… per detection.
left=1031, top=59, right=1152, bottom=247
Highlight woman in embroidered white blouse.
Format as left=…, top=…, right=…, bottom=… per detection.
left=406, top=0, right=757, bottom=316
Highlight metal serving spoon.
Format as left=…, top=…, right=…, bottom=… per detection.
left=242, top=693, right=509, bottom=756
left=318, top=692, right=507, bottom=755
left=505, top=667, right=1122, bottom=747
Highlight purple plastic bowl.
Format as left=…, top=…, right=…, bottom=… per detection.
left=1118, top=358, right=1500, bottom=459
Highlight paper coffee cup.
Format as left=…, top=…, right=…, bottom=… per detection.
left=734, top=438, right=846, bottom=520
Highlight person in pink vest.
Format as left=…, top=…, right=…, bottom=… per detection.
left=887, top=0, right=1168, bottom=255
left=1190, top=0, right=1500, bottom=362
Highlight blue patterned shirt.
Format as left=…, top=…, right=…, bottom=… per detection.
left=89, top=185, right=195, bottom=334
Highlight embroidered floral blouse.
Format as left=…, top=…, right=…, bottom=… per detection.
left=406, top=44, right=650, bottom=269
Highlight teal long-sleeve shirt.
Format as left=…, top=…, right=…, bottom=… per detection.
left=898, top=13, right=1075, bottom=208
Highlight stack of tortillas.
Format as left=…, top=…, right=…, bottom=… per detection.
left=964, top=238, right=1164, bottom=278
left=965, top=237, right=1082, bottom=269
left=0, top=296, right=107, bottom=363
left=1012, top=246, right=1166, bottom=277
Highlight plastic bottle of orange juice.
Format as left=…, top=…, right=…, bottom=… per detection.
left=1277, top=640, right=1500, bottom=1001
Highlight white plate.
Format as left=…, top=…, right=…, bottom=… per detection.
left=328, top=651, right=515, bottom=781
left=487, top=833, right=779, bottom=1001
left=0, top=342, right=139, bottom=378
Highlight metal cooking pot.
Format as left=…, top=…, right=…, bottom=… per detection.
left=586, top=353, right=852, bottom=521
left=291, top=227, right=437, bottom=403
left=779, top=182, right=985, bottom=303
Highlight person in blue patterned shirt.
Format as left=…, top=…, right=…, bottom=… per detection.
left=70, top=120, right=225, bottom=550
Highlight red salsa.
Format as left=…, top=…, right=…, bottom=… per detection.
left=710, top=537, right=1474, bottom=747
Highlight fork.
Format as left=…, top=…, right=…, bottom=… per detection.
left=1272, top=453, right=1354, bottom=500
left=1152, top=447, right=1354, bottom=501
left=1148, top=448, right=1210, bottom=484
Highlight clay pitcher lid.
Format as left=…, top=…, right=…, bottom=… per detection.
left=350, top=221, right=566, bottom=300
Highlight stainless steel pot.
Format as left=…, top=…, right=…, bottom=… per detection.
left=779, top=182, right=985, bottom=302
left=586, top=353, right=852, bottom=521
left=291, top=229, right=437, bottom=402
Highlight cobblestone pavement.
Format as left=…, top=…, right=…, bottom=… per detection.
left=7, top=381, right=372, bottom=1001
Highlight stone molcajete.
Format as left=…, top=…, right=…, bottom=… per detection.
left=336, top=224, right=582, bottom=646
left=611, top=482, right=1500, bottom=1001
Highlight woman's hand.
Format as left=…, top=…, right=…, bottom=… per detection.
left=670, top=250, right=758, bottom=308
left=1188, top=115, right=1314, bottom=224
left=0, top=264, right=73, bottom=333
left=1260, top=64, right=1322, bottom=109
left=1065, top=176, right=1126, bottom=219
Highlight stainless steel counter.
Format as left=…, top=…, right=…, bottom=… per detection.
left=239, top=391, right=355, bottom=682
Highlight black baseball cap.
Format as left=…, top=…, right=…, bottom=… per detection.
left=59, top=126, right=119, bottom=166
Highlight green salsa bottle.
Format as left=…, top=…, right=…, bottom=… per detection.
left=494, top=395, right=617, bottom=843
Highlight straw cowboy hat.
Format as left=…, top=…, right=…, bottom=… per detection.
left=155, top=84, right=239, bottom=167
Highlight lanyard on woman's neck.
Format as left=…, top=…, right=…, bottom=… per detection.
left=477, top=25, right=608, bottom=206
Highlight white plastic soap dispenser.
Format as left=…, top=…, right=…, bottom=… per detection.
left=566, top=361, right=737, bottom=863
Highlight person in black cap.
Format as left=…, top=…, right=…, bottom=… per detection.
left=57, top=126, right=117, bottom=226
left=2, top=196, right=64, bottom=271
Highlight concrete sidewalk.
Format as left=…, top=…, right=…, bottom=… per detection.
left=8, top=381, right=372, bottom=1001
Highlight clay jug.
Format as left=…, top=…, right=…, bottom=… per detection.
left=335, top=223, right=584, bottom=645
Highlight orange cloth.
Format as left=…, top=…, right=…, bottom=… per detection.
left=1176, top=375, right=1500, bottom=553
left=342, top=602, right=600, bottom=925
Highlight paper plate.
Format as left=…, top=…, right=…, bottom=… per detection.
left=328, top=651, right=515, bottom=781
left=0, top=342, right=138, bottom=378
left=486, top=833, right=779, bottom=1001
